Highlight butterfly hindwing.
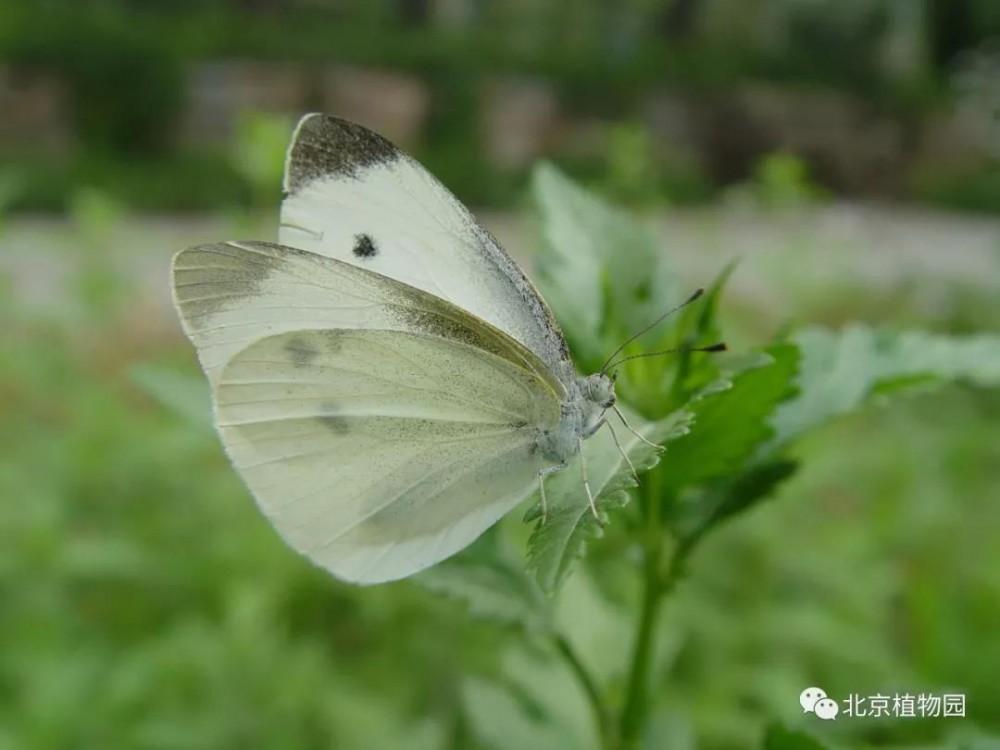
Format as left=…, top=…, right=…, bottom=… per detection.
left=216, top=328, right=560, bottom=584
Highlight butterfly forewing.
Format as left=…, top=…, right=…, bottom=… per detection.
left=280, top=114, right=572, bottom=380
left=172, top=240, right=564, bottom=397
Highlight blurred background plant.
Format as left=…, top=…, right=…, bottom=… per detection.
left=1, top=1, right=999, bottom=749
left=0, top=0, right=997, bottom=213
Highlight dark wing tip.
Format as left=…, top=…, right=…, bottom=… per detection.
left=283, top=113, right=402, bottom=194
left=171, top=241, right=289, bottom=320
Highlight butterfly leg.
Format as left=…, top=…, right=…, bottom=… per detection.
left=578, top=439, right=600, bottom=521
left=537, top=463, right=568, bottom=523
left=537, top=473, right=548, bottom=523
left=604, top=418, right=640, bottom=485
left=612, top=403, right=664, bottom=452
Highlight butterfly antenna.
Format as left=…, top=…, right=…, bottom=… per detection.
left=605, top=342, right=726, bottom=373
left=600, top=288, right=706, bottom=375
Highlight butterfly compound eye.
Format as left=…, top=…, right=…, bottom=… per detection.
left=582, top=373, right=615, bottom=409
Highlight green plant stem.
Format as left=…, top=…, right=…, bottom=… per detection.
left=618, top=471, right=667, bottom=749
left=618, top=535, right=695, bottom=749
left=553, top=633, right=616, bottom=748
left=619, top=555, right=664, bottom=748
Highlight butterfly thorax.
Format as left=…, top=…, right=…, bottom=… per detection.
left=536, top=373, right=616, bottom=465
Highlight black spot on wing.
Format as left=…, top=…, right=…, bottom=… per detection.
left=319, top=329, right=345, bottom=353
left=285, top=115, right=401, bottom=192
left=317, top=401, right=349, bottom=434
left=284, top=336, right=319, bottom=367
left=352, top=233, right=378, bottom=259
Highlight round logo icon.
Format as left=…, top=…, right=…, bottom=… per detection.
left=814, top=697, right=839, bottom=720
left=799, top=687, right=827, bottom=713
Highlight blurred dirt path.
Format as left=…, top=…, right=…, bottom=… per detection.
left=1, top=203, right=996, bottom=329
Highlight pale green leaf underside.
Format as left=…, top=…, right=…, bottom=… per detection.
left=130, top=364, right=213, bottom=430
left=531, top=163, right=680, bottom=370
left=526, top=405, right=694, bottom=595
left=531, top=164, right=610, bottom=361
left=767, top=326, right=1000, bottom=453
left=463, top=646, right=598, bottom=750
left=415, top=555, right=551, bottom=634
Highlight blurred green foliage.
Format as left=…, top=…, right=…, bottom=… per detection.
left=744, top=152, right=828, bottom=209
left=3, top=5, right=183, bottom=157
left=518, top=170, right=1000, bottom=747
left=570, top=122, right=714, bottom=208
left=911, top=164, right=1000, bottom=215
left=229, top=112, right=294, bottom=211
left=1, top=0, right=997, bottom=212
left=3, top=161, right=998, bottom=748
left=1, top=151, right=249, bottom=214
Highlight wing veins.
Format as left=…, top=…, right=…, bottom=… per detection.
left=235, top=423, right=526, bottom=474
left=264, top=431, right=528, bottom=512
left=302, top=436, right=530, bottom=548
left=222, top=360, right=529, bottom=422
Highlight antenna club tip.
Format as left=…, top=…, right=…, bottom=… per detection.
left=705, top=342, right=727, bottom=352
left=688, top=287, right=706, bottom=302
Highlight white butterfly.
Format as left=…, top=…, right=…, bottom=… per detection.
left=172, top=114, right=648, bottom=585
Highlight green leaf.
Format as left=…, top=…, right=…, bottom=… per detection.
left=670, top=460, right=799, bottom=545
left=691, top=260, right=735, bottom=344
left=641, top=711, right=695, bottom=750
left=619, top=260, right=737, bottom=419
left=552, top=571, right=632, bottom=685
left=416, top=553, right=551, bottom=634
left=762, top=724, right=832, bottom=750
left=766, top=326, right=1000, bottom=453
left=130, top=364, right=212, bottom=430
left=938, top=729, right=1000, bottom=750
left=231, top=111, right=294, bottom=206
left=531, top=163, right=681, bottom=372
left=662, top=344, right=800, bottom=491
left=526, top=406, right=693, bottom=595
left=463, top=677, right=561, bottom=750
left=463, top=645, right=598, bottom=750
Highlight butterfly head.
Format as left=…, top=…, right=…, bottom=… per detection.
left=580, top=372, right=616, bottom=410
